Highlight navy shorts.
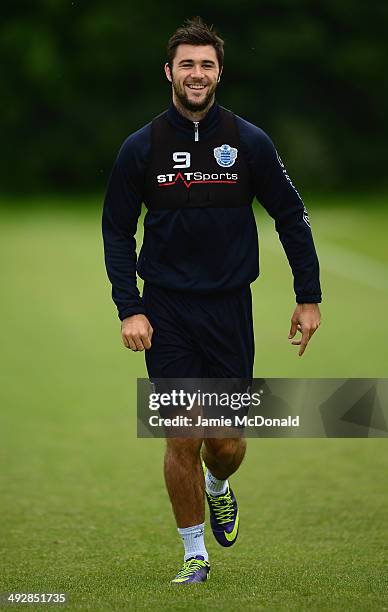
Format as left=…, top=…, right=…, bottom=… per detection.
left=143, top=283, right=254, bottom=379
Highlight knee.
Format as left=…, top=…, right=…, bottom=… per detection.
left=205, top=438, right=245, bottom=464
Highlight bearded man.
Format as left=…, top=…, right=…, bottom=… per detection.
left=103, top=16, right=321, bottom=584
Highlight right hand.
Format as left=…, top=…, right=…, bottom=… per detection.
left=121, top=314, right=154, bottom=351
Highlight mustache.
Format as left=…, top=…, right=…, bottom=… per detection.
left=184, top=80, right=208, bottom=85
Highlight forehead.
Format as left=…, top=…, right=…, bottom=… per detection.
left=173, top=44, right=218, bottom=65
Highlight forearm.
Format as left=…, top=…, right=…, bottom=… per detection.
left=254, top=137, right=321, bottom=303
left=276, top=218, right=321, bottom=303
left=102, top=146, right=145, bottom=320
left=102, top=227, right=145, bottom=320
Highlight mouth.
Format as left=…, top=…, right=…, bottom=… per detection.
left=185, top=83, right=207, bottom=91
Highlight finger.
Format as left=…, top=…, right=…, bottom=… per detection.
left=122, top=333, right=137, bottom=351
left=299, top=329, right=310, bottom=357
left=146, top=326, right=154, bottom=349
left=122, top=334, right=130, bottom=349
left=288, top=319, right=298, bottom=339
left=290, top=326, right=302, bottom=344
left=127, top=337, right=137, bottom=351
left=142, top=334, right=152, bottom=350
left=128, top=338, right=137, bottom=353
left=133, top=335, right=145, bottom=351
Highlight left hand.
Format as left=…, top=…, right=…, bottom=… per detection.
left=288, top=303, right=321, bottom=357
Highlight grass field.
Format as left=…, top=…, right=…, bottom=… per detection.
left=1, top=195, right=388, bottom=610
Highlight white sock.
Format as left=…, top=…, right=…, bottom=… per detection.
left=177, top=522, right=208, bottom=562
left=205, top=469, right=228, bottom=496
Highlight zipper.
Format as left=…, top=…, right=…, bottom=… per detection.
left=193, top=121, right=199, bottom=142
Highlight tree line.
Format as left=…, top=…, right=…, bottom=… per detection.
left=2, top=0, right=387, bottom=194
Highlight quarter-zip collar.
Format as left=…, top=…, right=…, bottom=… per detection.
left=166, top=101, right=221, bottom=141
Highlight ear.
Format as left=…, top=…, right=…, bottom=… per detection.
left=164, top=62, right=173, bottom=83
left=218, top=66, right=223, bottom=83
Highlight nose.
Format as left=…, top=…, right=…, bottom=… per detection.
left=190, top=64, right=204, bottom=79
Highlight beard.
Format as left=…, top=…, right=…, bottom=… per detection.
left=172, top=77, right=218, bottom=112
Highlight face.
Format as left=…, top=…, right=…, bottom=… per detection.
left=165, top=44, right=221, bottom=112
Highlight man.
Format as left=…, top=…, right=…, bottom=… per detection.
left=102, top=17, right=321, bottom=584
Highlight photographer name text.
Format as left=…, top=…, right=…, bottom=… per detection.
left=148, top=415, right=300, bottom=428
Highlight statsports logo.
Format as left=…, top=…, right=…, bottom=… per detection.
left=157, top=171, right=238, bottom=189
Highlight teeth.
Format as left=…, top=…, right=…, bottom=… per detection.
left=187, top=84, right=205, bottom=89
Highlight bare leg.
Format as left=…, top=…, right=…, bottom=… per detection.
left=164, top=437, right=204, bottom=528
left=202, top=437, right=246, bottom=480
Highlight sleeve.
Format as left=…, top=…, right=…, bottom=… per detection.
left=248, top=127, right=322, bottom=303
left=102, top=127, right=150, bottom=320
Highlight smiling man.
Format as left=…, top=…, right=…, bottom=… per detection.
left=102, top=17, right=321, bottom=584
left=169, top=46, right=219, bottom=114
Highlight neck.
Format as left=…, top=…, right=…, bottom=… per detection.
left=172, top=93, right=215, bottom=122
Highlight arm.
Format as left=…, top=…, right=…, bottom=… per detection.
left=102, top=126, right=153, bottom=350
left=255, top=136, right=321, bottom=305
left=238, top=118, right=321, bottom=355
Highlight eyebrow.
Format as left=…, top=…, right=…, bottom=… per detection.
left=177, top=59, right=216, bottom=65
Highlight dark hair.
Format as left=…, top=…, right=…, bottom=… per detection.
left=167, top=16, right=224, bottom=69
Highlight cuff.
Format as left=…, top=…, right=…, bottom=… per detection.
left=118, top=304, right=146, bottom=321
left=296, top=294, right=322, bottom=304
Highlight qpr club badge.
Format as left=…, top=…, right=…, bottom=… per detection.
left=214, top=144, right=238, bottom=168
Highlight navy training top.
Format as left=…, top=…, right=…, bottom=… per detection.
left=102, top=101, right=321, bottom=320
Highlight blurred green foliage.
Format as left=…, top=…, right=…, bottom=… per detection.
left=1, top=0, right=387, bottom=193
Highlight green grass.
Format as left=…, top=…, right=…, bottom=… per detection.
left=1, top=195, right=388, bottom=610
